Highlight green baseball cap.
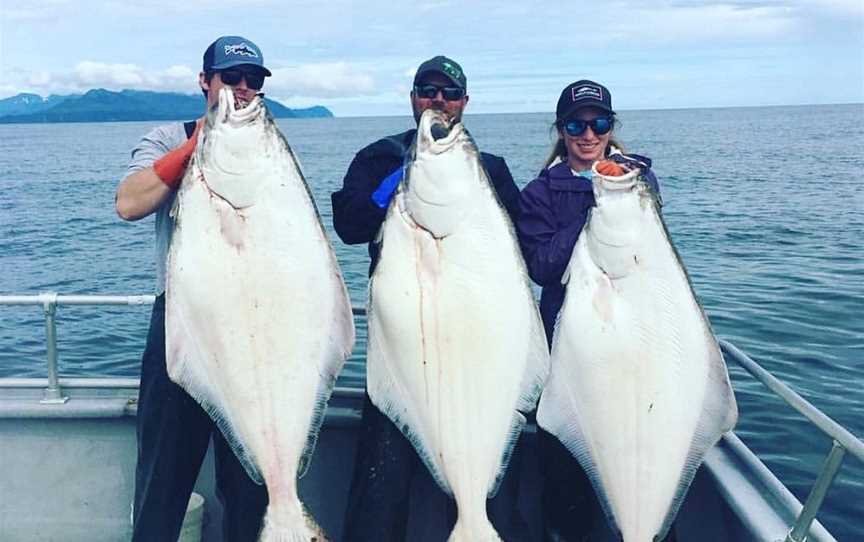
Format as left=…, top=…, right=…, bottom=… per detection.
left=413, top=56, right=466, bottom=90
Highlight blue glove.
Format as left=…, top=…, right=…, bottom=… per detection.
left=371, top=166, right=403, bottom=209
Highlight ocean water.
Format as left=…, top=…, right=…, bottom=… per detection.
left=0, top=105, right=862, bottom=540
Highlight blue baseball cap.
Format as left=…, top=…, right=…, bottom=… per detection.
left=203, top=36, right=272, bottom=76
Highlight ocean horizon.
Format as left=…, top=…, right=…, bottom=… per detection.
left=2, top=88, right=862, bottom=122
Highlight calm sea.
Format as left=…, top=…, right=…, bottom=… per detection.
left=1, top=105, right=862, bottom=540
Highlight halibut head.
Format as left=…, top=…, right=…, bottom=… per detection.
left=536, top=164, right=738, bottom=541
left=366, top=109, right=549, bottom=542
left=165, top=88, right=355, bottom=542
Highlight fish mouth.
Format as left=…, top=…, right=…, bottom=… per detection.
left=592, top=163, right=640, bottom=191
left=195, top=88, right=267, bottom=209
left=197, top=88, right=265, bottom=166
left=212, top=87, right=265, bottom=127
left=417, top=109, right=464, bottom=153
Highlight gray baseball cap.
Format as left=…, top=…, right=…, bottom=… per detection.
left=203, top=36, right=272, bottom=76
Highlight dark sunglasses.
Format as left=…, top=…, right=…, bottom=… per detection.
left=563, top=116, right=614, bottom=136
left=414, top=84, right=465, bottom=101
left=217, top=68, right=266, bottom=90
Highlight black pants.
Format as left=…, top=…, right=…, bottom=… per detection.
left=132, top=295, right=268, bottom=542
left=342, top=394, right=530, bottom=542
left=538, top=428, right=596, bottom=541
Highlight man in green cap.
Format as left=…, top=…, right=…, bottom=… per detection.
left=331, top=55, right=529, bottom=541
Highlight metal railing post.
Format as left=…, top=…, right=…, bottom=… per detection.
left=720, top=340, right=863, bottom=540
left=785, top=440, right=847, bottom=542
left=40, top=293, right=68, bottom=404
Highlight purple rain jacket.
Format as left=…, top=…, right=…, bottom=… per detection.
left=516, top=153, right=660, bottom=346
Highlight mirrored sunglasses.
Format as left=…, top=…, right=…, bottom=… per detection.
left=563, top=116, right=614, bottom=137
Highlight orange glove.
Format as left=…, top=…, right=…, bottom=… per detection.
left=153, top=120, right=202, bottom=189
left=596, top=160, right=625, bottom=177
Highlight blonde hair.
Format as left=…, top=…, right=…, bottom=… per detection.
left=542, top=119, right=624, bottom=169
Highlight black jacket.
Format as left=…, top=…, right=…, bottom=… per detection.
left=331, top=129, right=520, bottom=274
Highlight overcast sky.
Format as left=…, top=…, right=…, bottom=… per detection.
left=1, top=0, right=862, bottom=116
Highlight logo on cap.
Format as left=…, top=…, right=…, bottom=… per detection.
left=572, top=84, right=603, bottom=102
left=441, top=61, right=462, bottom=82
left=225, top=43, right=259, bottom=58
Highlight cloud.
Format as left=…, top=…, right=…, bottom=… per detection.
left=614, top=2, right=799, bottom=43
left=1, top=60, right=378, bottom=102
left=1, top=0, right=75, bottom=22
left=607, top=0, right=862, bottom=42
left=3, top=62, right=199, bottom=98
left=795, top=0, right=863, bottom=16
left=72, top=61, right=197, bottom=91
left=267, top=62, right=376, bottom=98
left=418, top=0, right=455, bottom=11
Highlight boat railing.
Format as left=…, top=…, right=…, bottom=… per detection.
left=0, top=293, right=157, bottom=403
left=1, top=294, right=861, bottom=542
left=719, top=340, right=863, bottom=542
left=0, top=293, right=367, bottom=403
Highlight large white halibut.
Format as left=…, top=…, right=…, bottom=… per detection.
left=537, top=165, right=738, bottom=541
left=165, top=89, right=354, bottom=541
left=367, top=109, right=549, bottom=541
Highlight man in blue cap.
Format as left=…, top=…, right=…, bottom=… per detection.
left=116, top=35, right=271, bottom=542
left=331, top=55, right=529, bottom=542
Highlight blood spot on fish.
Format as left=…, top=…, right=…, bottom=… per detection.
left=592, top=275, right=614, bottom=322
left=217, top=205, right=246, bottom=251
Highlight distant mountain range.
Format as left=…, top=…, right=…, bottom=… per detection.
left=0, top=89, right=333, bottom=123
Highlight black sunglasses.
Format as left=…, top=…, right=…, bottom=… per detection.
left=563, top=116, right=614, bottom=136
left=414, top=84, right=465, bottom=101
left=217, top=68, right=266, bottom=90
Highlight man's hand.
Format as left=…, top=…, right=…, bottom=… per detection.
left=152, top=119, right=203, bottom=189
left=596, top=160, right=625, bottom=177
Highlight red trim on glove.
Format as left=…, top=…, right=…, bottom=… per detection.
left=153, top=122, right=201, bottom=190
